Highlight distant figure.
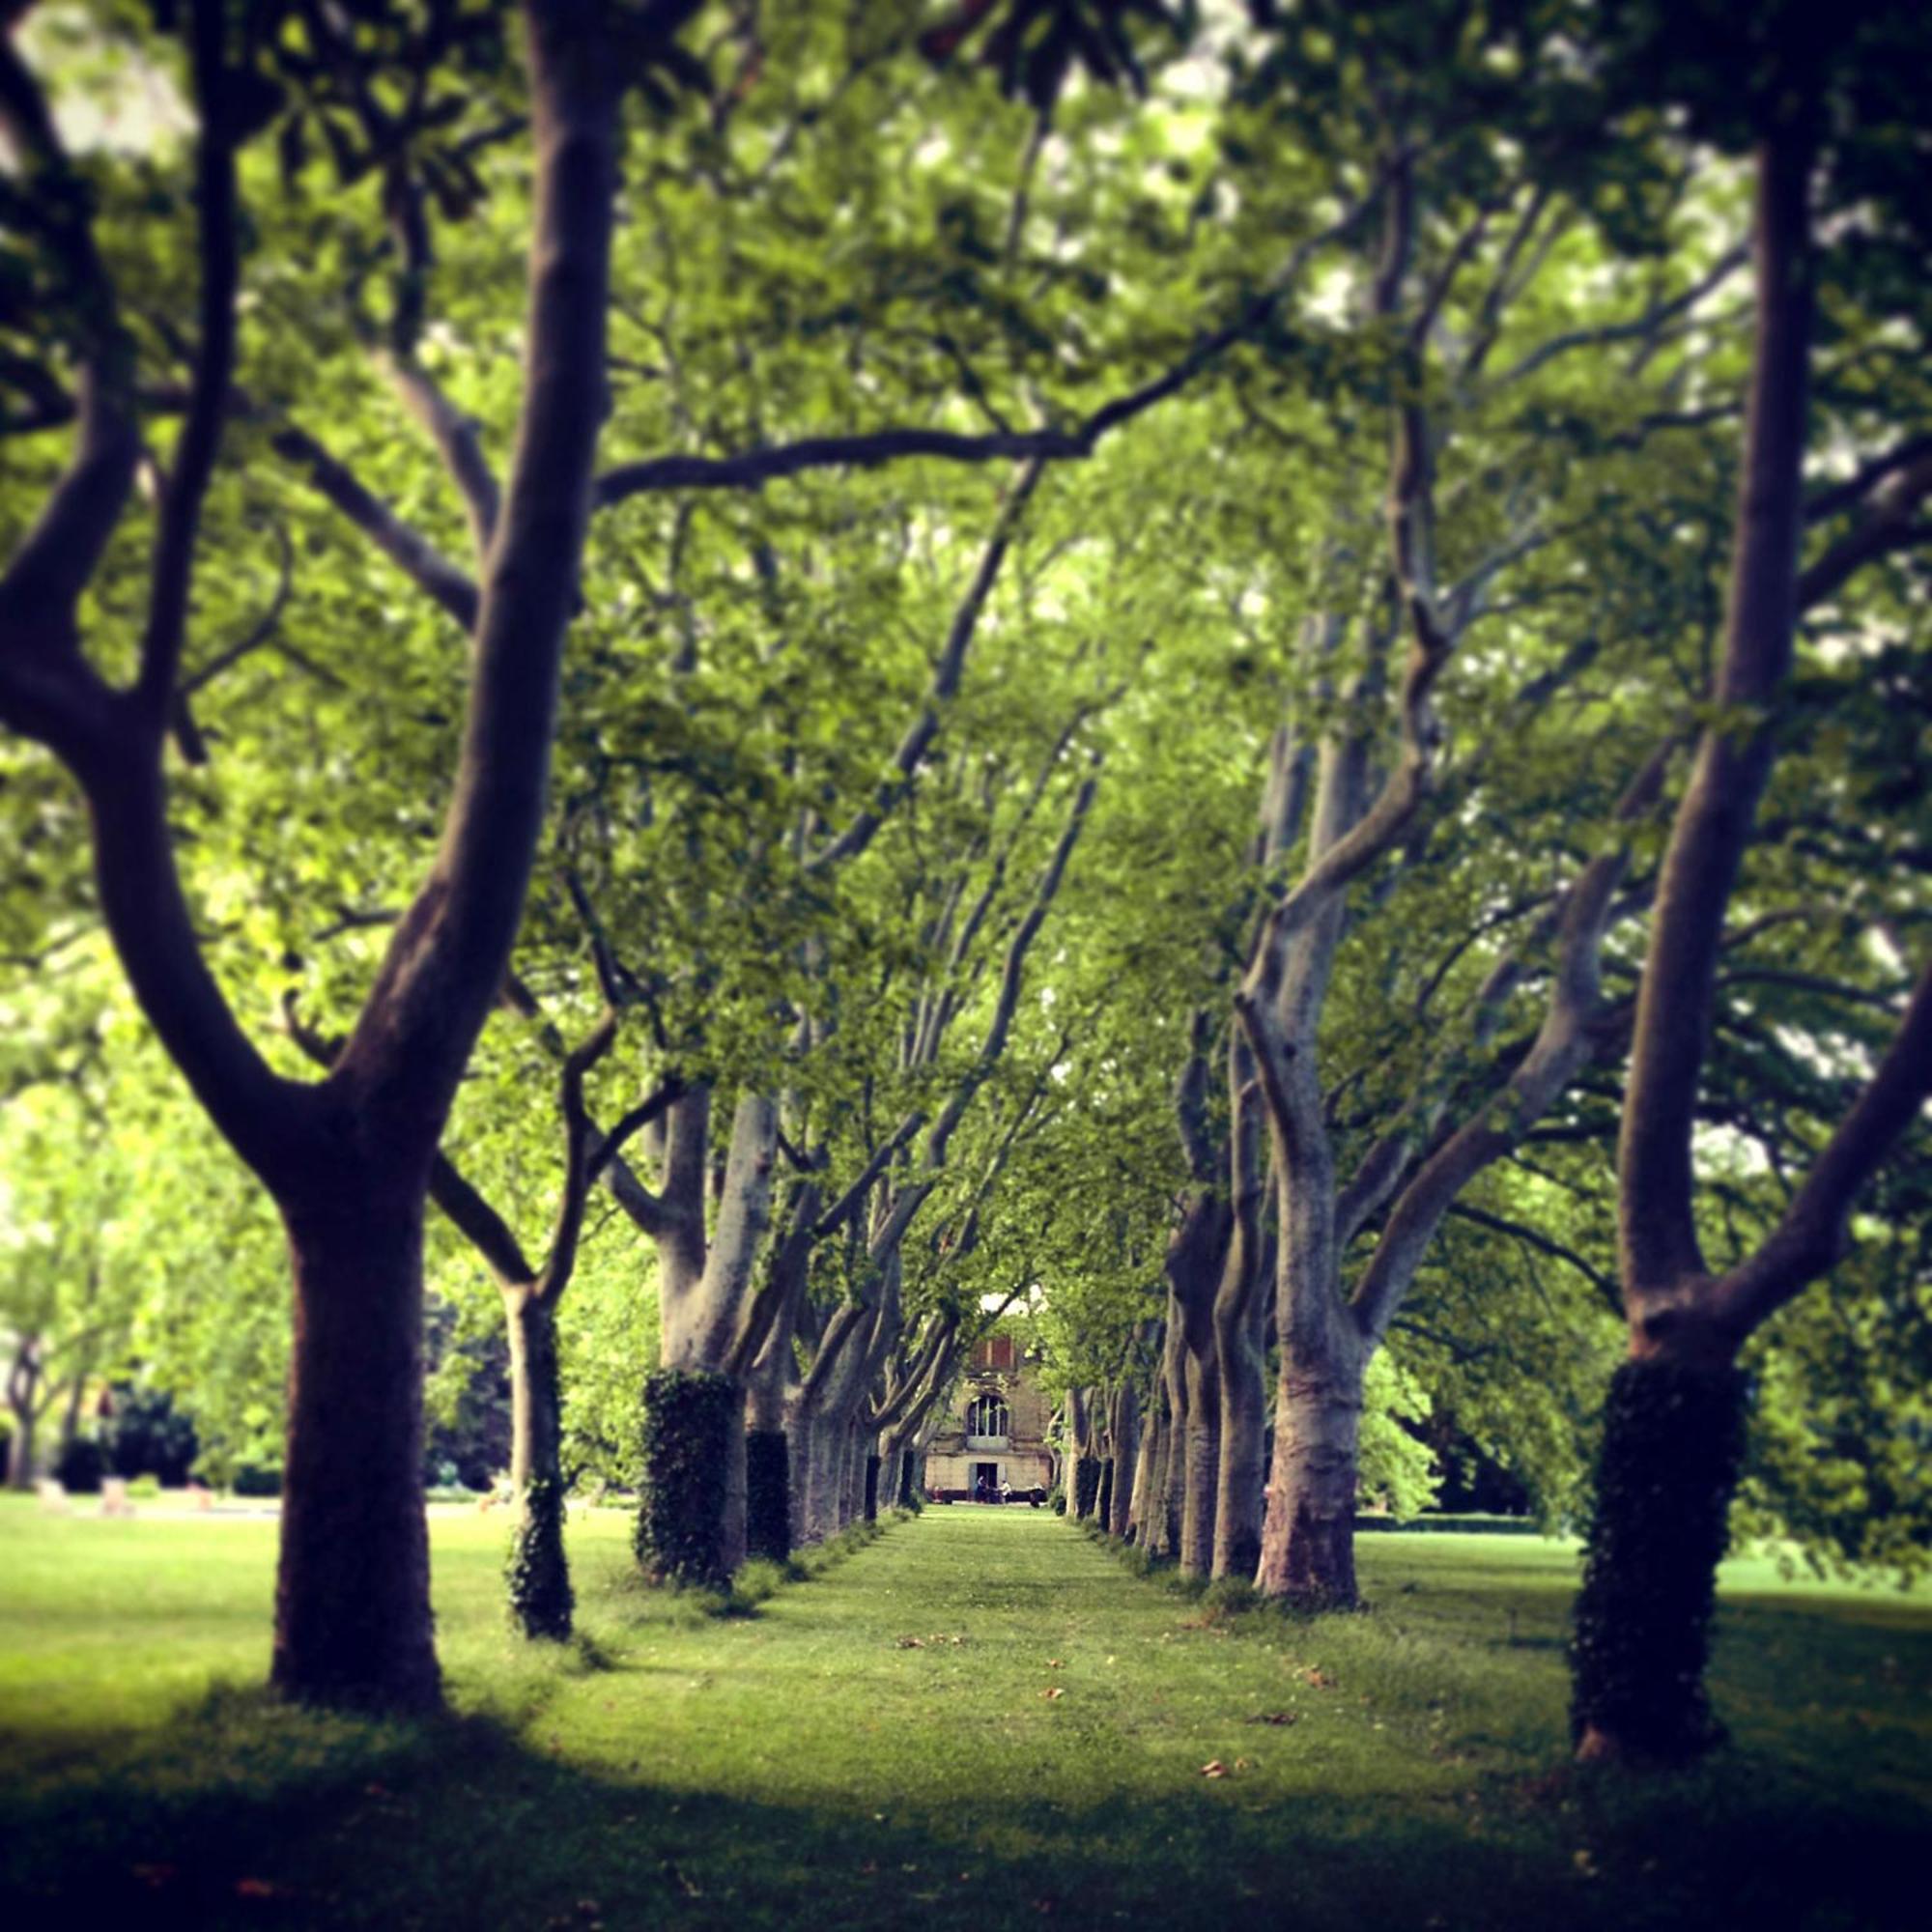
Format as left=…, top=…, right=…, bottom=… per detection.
left=1000, top=1479, right=1012, bottom=1505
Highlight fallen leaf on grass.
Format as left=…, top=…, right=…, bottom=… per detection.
left=235, top=1879, right=285, bottom=1899
left=1039, top=1686, right=1065, bottom=1699
left=1298, top=1666, right=1335, bottom=1689
left=1249, top=1711, right=1299, bottom=1726
left=1201, top=1760, right=1230, bottom=1777
left=1046, top=1658, right=1065, bottom=1668
left=895, top=1635, right=926, bottom=1648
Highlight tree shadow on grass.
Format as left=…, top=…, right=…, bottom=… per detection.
left=2, top=1685, right=1925, bottom=1932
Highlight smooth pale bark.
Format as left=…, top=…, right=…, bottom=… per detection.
left=1255, top=1337, right=1368, bottom=1605
left=1163, top=1190, right=1230, bottom=1576
left=1211, top=1058, right=1269, bottom=1580
left=1146, top=1313, right=1186, bottom=1556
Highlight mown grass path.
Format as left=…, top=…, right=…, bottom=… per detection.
left=2, top=1502, right=1927, bottom=1929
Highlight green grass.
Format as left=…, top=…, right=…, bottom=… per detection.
left=1, top=1499, right=1925, bottom=1930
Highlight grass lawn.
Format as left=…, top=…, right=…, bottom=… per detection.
left=1, top=1498, right=1926, bottom=1930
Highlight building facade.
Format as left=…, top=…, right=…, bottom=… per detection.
left=923, top=1334, right=1056, bottom=1500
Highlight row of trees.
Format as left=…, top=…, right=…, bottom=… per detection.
left=3, top=1, right=1926, bottom=1763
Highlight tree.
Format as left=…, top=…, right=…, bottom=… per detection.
left=0, top=0, right=640, bottom=1707
left=1570, top=1, right=1932, bottom=1763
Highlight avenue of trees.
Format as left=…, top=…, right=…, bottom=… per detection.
left=2, top=0, right=1927, bottom=1765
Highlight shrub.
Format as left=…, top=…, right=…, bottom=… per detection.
left=127, top=1475, right=161, bottom=1500
left=108, top=1385, right=198, bottom=1485
left=232, top=1463, right=283, bottom=1497
left=54, top=1436, right=106, bottom=1494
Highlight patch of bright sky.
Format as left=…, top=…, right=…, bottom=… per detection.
left=18, top=4, right=189, bottom=157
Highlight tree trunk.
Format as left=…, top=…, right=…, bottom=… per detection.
left=503, top=1287, right=572, bottom=1639
left=796, top=1414, right=843, bottom=1545
left=636, top=1367, right=740, bottom=1589
left=1126, top=1392, right=1160, bottom=1545
left=1096, top=1457, right=1114, bottom=1529
left=1572, top=1349, right=1748, bottom=1764
left=745, top=1428, right=790, bottom=1563
left=864, top=1451, right=881, bottom=1521
left=1108, top=1380, right=1139, bottom=1539
left=1179, top=1348, right=1220, bottom=1577
left=272, top=1192, right=440, bottom=1710
left=1255, top=1349, right=1365, bottom=1608
left=1212, top=1293, right=1268, bottom=1580
left=7, top=1405, right=36, bottom=1490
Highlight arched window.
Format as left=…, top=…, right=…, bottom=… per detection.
left=967, top=1392, right=1010, bottom=1437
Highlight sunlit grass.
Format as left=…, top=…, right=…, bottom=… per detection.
left=1, top=1501, right=1925, bottom=1929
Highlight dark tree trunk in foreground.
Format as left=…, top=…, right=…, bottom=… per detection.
left=0, top=2, right=629, bottom=1708
left=274, top=1190, right=439, bottom=1708
left=1572, top=1354, right=1747, bottom=1761
left=1578, top=122, right=1932, bottom=1761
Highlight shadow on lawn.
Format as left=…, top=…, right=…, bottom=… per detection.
left=2, top=1685, right=1924, bottom=1932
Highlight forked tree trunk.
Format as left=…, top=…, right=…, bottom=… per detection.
left=503, top=1287, right=571, bottom=1639
left=273, top=1191, right=439, bottom=1709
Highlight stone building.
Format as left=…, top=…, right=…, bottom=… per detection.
left=923, top=1333, right=1056, bottom=1500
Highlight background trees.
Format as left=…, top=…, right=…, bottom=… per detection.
left=1, top=0, right=1923, bottom=1764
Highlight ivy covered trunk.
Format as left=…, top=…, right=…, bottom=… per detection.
left=1071, top=1455, right=1100, bottom=1520
left=273, top=1192, right=440, bottom=1710
left=1255, top=1355, right=1364, bottom=1608
left=1572, top=1354, right=1749, bottom=1763
left=636, top=1368, right=740, bottom=1589
left=745, top=1428, right=790, bottom=1563
left=504, top=1287, right=571, bottom=1639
